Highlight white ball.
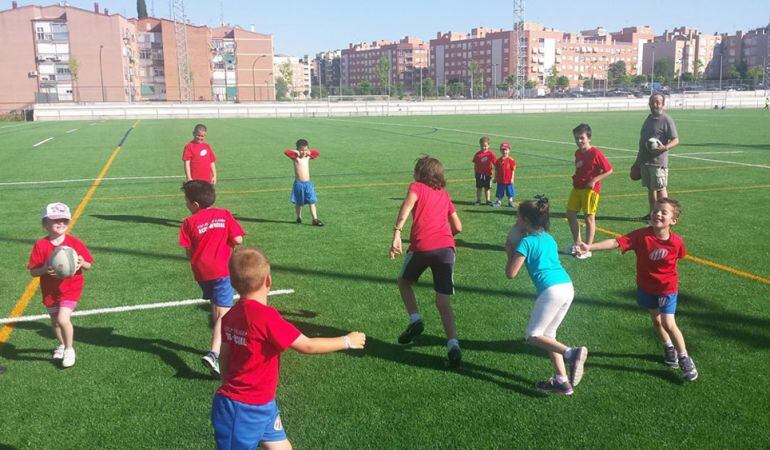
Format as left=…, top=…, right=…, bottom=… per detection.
left=506, top=224, right=527, bottom=251
left=48, top=246, right=79, bottom=278
left=647, top=137, right=662, bottom=151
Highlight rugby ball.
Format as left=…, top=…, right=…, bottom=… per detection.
left=646, top=137, right=662, bottom=151
left=48, top=246, right=79, bottom=278
left=505, top=223, right=527, bottom=251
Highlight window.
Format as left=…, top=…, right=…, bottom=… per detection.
left=140, top=50, right=151, bottom=59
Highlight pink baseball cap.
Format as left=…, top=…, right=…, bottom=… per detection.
left=500, top=142, right=511, bottom=150
left=42, top=202, right=72, bottom=220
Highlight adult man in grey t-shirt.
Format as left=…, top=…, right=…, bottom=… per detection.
left=633, top=93, right=679, bottom=219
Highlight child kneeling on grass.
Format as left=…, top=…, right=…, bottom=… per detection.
left=505, top=196, right=587, bottom=395
left=577, top=198, right=697, bottom=381
left=212, top=247, right=366, bottom=450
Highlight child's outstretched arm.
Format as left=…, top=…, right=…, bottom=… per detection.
left=290, top=332, right=366, bottom=354
left=389, top=190, right=418, bottom=259
left=505, top=252, right=525, bottom=279
left=576, top=238, right=619, bottom=255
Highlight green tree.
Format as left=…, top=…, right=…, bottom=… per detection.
left=556, top=75, right=569, bottom=89
left=693, top=59, right=704, bottom=81
left=447, top=81, right=465, bottom=97
left=376, top=55, right=391, bottom=95
left=137, top=0, right=148, bottom=18
left=469, top=61, right=483, bottom=98
left=653, top=59, right=674, bottom=83
left=420, top=78, right=434, bottom=98
left=632, top=74, right=648, bottom=85
left=736, top=61, right=748, bottom=79
left=583, top=78, right=593, bottom=89
left=724, top=64, right=740, bottom=80
left=546, top=67, right=559, bottom=90
left=524, top=80, right=537, bottom=89
left=278, top=61, right=294, bottom=99
left=608, top=61, right=628, bottom=87
left=275, top=77, right=289, bottom=100
left=356, top=80, right=372, bottom=95
left=747, top=65, right=764, bottom=83
left=68, top=56, right=80, bottom=102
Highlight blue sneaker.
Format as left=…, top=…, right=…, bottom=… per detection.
left=664, top=346, right=679, bottom=368
left=535, top=377, right=573, bottom=395
left=568, top=347, right=588, bottom=386
left=397, top=320, right=424, bottom=344
left=679, top=356, right=698, bottom=381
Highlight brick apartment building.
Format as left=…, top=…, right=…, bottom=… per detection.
left=0, top=2, right=274, bottom=112
left=642, top=27, right=722, bottom=79
left=341, top=37, right=429, bottom=93
left=273, top=54, right=311, bottom=99
left=312, top=50, right=341, bottom=95
left=430, top=24, right=654, bottom=97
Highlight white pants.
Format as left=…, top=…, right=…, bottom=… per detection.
left=525, top=282, right=575, bottom=339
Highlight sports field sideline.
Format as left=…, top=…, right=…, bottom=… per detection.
left=1, top=109, right=769, bottom=448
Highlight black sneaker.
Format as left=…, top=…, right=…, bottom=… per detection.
left=397, top=320, right=424, bottom=344
left=296, top=217, right=302, bottom=224
left=664, top=345, right=679, bottom=368
left=312, top=219, right=324, bottom=227
left=567, top=347, right=588, bottom=386
left=679, top=356, right=698, bottom=381
left=447, top=345, right=462, bottom=368
left=535, top=377, right=574, bottom=395
left=202, top=352, right=220, bottom=375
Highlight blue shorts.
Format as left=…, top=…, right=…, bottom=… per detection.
left=636, top=288, right=678, bottom=314
left=475, top=173, right=491, bottom=189
left=198, top=277, right=235, bottom=308
left=496, top=183, right=515, bottom=199
left=211, top=394, right=287, bottom=449
left=291, top=180, right=317, bottom=206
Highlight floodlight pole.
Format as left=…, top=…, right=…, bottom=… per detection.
left=650, top=45, right=655, bottom=96
left=719, top=53, right=723, bottom=91
left=99, top=45, right=105, bottom=102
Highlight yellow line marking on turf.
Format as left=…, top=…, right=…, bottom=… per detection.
left=0, top=120, right=140, bottom=348
left=592, top=225, right=770, bottom=286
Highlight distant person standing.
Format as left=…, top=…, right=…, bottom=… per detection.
left=632, top=94, right=679, bottom=220
left=764, top=97, right=769, bottom=110
left=183, top=124, right=218, bottom=184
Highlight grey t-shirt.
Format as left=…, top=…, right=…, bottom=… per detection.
left=637, top=112, right=678, bottom=167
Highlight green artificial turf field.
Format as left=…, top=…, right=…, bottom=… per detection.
left=1, top=109, right=769, bottom=448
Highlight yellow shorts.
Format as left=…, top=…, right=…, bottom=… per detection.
left=567, top=188, right=600, bottom=215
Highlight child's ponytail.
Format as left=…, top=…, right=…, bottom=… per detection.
left=518, top=195, right=551, bottom=231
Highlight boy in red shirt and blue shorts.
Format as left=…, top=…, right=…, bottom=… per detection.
left=563, top=123, right=613, bottom=260
left=211, top=247, right=365, bottom=449
left=472, top=136, right=497, bottom=206
left=180, top=180, right=245, bottom=375
left=183, top=124, right=218, bottom=184
left=28, top=202, right=94, bottom=368
left=577, top=198, right=697, bottom=381
left=390, top=156, right=464, bottom=367
left=493, top=141, right=516, bottom=207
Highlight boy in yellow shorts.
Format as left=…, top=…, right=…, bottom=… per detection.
left=561, top=123, right=613, bottom=260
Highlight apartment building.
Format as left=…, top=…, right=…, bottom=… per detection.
left=430, top=23, right=653, bottom=95
left=642, top=27, right=722, bottom=78
left=0, top=2, right=274, bottom=111
left=341, top=37, right=429, bottom=93
left=721, top=26, right=769, bottom=77
left=274, top=55, right=311, bottom=99
left=313, top=50, right=341, bottom=95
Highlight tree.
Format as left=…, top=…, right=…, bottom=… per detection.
left=278, top=61, right=294, bottom=99
left=68, top=56, right=80, bottom=102
left=376, top=56, right=391, bottom=95
left=736, top=61, right=748, bottom=79
left=724, top=64, right=740, bottom=80
left=469, top=61, right=483, bottom=98
left=546, top=67, right=559, bottom=90
left=583, top=78, right=593, bottom=89
left=608, top=61, right=628, bottom=87
left=356, top=80, right=372, bottom=95
left=137, top=0, right=148, bottom=18
left=447, top=81, right=465, bottom=97
left=420, top=78, right=434, bottom=98
left=747, top=65, right=764, bottom=83
left=275, top=77, right=289, bottom=100
left=653, top=59, right=674, bottom=84
left=525, top=80, right=537, bottom=89
left=556, top=75, right=569, bottom=89
left=632, top=74, right=648, bottom=85
left=693, top=59, right=704, bottom=81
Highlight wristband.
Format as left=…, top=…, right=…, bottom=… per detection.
left=343, top=335, right=352, bottom=349
left=393, top=227, right=402, bottom=232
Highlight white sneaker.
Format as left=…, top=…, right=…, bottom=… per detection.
left=575, top=251, right=592, bottom=260
left=52, top=344, right=65, bottom=360
left=62, top=348, right=76, bottom=368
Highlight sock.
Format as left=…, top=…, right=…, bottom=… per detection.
left=664, top=341, right=674, bottom=348
left=212, top=351, right=219, bottom=358
left=678, top=351, right=688, bottom=359
left=447, top=338, right=459, bottom=350
left=555, top=374, right=569, bottom=384
left=564, top=347, right=575, bottom=360
left=409, top=313, right=422, bottom=324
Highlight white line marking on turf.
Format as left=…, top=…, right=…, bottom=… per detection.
left=0, top=123, right=29, bottom=130
left=326, top=118, right=770, bottom=170
left=66, top=128, right=78, bottom=134
left=0, top=289, right=295, bottom=325
left=0, top=174, right=185, bottom=187
left=32, top=137, right=54, bottom=147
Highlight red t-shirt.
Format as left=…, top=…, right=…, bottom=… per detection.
left=179, top=208, right=245, bottom=281
left=283, top=148, right=319, bottom=159
left=407, top=182, right=456, bottom=253
left=495, top=157, right=517, bottom=184
left=216, top=299, right=301, bottom=406
left=572, top=147, right=612, bottom=193
left=617, top=227, right=685, bottom=295
left=472, top=150, right=497, bottom=176
left=27, top=235, right=94, bottom=307
left=182, top=141, right=217, bottom=183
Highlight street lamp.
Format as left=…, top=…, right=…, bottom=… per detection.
left=251, top=55, right=264, bottom=102
left=99, top=45, right=105, bottom=102
left=493, top=63, right=498, bottom=98
left=719, top=53, right=723, bottom=91
left=650, top=45, right=655, bottom=96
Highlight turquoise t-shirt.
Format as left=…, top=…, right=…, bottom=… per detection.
left=515, top=232, right=571, bottom=294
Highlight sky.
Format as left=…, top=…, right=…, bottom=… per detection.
left=19, top=0, right=769, bottom=55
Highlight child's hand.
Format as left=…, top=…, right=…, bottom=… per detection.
left=345, top=332, right=366, bottom=349
left=389, top=238, right=402, bottom=259
left=45, top=264, right=58, bottom=277
left=575, top=242, right=590, bottom=255
left=211, top=175, right=217, bottom=184
left=75, top=256, right=84, bottom=272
